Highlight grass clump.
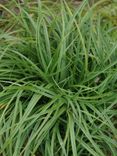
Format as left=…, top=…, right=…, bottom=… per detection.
left=0, top=0, right=117, bottom=156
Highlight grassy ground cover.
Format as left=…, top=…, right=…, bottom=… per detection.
left=0, top=0, right=117, bottom=155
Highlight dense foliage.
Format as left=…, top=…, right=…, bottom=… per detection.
left=0, top=0, right=117, bottom=155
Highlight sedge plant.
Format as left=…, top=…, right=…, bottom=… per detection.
left=0, top=0, right=117, bottom=155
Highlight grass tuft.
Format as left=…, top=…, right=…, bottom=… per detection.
left=0, top=0, right=117, bottom=155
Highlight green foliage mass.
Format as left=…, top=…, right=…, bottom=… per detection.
left=0, top=0, right=117, bottom=155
